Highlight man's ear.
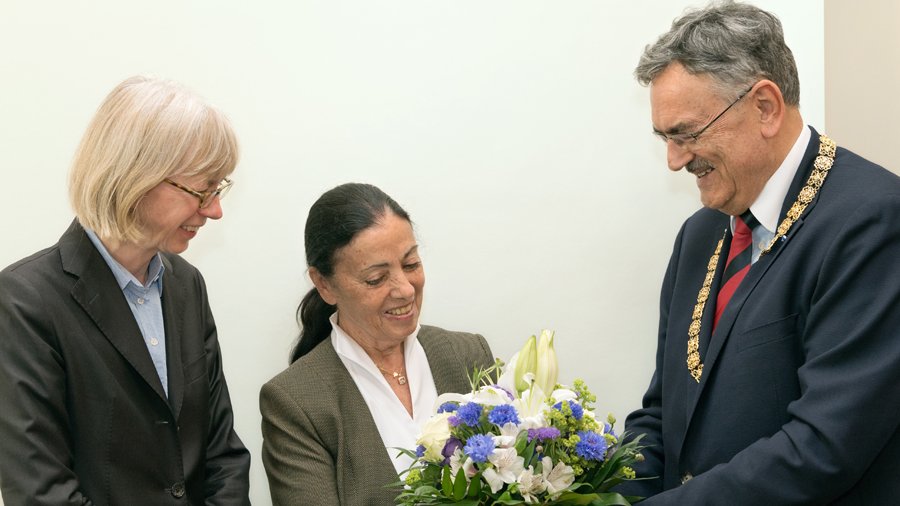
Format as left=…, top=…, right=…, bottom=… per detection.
left=309, top=267, right=338, bottom=306
left=751, top=79, right=786, bottom=138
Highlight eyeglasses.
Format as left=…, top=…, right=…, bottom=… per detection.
left=655, top=85, right=754, bottom=148
left=164, top=177, right=233, bottom=209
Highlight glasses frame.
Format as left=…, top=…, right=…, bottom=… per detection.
left=164, top=177, right=233, bottom=209
left=656, top=84, right=755, bottom=148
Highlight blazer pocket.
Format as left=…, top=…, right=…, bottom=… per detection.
left=183, top=354, right=208, bottom=384
left=737, top=313, right=799, bottom=352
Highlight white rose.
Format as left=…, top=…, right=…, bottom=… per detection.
left=416, top=412, right=453, bottom=463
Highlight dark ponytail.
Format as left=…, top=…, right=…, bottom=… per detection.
left=290, top=288, right=336, bottom=363
left=290, top=182, right=410, bottom=363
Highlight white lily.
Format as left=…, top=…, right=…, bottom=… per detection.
left=432, top=392, right=471, bottom=412
left=541, top=456, right=575, bottom=499
left=482, top=447, right=525, bottom=493
left=471, top=385, right=515, bottom=406
left=549, top=388, right=578, bottom=403
left=513, top=386, right=550, bottom=430
left=515, top=336, right=538, bottom=394
left=534, top=329, right=559, bottom=395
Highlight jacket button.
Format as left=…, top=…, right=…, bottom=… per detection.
left=681, top=473, right=693, bottom=484
left=171, top=482, right=186, bottom=498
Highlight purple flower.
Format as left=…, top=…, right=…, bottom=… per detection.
left=463, top=434, right=495, bottom=463
left=575, top=430, right=608, bottom=461
left=441, top=437, right=463, bottom=465
left=527, top=427, right=561, bottom=442
left=438, top=402, right=459, bottom=414
left=455, top=402, right=483, bottom=427
left=553, top=400, right=584, bottom=420
left=415, top=445, right=425, bottom=458
left=487, top=404, right=520, bottom=426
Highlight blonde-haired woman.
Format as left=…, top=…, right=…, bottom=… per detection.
left=0, top=76, right=250, bottom=505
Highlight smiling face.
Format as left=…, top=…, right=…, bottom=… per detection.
left=311, top=211, right=425, bottom=350
left=137, top=174, right=225, bottom=256
left=650, top=62, right=772, bottom=216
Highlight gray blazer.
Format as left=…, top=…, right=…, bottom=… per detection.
left=260, top=326, right=493, bottom=506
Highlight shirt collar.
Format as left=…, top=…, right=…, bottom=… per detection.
left=329, top=312, right=421, bottom=370
left=742, top=125, right=812, bottom=233
left=85, top=229, right=165, bottom=292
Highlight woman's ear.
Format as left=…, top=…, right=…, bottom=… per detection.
left=309, top=267, right=338, bottom=306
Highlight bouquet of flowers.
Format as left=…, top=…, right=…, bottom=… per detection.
left=394, top=330, right=646, bottom=505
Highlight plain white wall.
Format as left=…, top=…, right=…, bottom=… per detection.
left=0, top=1, right=822, bottom=503
left=825, top=0, right=900, bottom=175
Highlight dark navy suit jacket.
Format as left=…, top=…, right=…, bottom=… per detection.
left=0, top=221, right=251, bottom=505
left=623, top=129, right=900, bottom=505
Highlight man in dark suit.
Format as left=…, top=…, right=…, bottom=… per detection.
left=621, top=2, right=900, bottom=504
left=0, top=76, right=250, bottom=505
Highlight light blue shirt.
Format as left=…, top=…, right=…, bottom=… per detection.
left=86, top=230, right=168, bottom=396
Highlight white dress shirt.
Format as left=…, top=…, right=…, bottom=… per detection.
left=740, top=124, right=812, bottom=263
left=329, top=313, right=438, bottom=474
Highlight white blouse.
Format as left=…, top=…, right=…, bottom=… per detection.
left=329, top=313, right=438, bottom=475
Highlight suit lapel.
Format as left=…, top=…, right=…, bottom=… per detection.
left=161, top=255, right=185, bottom=419
left=61, top=221, right=169, bottom=404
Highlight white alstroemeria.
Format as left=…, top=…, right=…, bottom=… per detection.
left=492, top=422, right=522, bottom=449
left=416, top=412, right=453, bottom=463
left=534, top=329, right=558, bottom=395
left=449, top=448, right=476, bottom=480
left=541, top=456, right=575, bottom=499
left=482, top=448, right=525, bottom=493
left=517, top=467, right=547, bottom=504
left=471, top=385, right=515, bottom=406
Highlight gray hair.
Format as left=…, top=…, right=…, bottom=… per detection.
left=635, top=0, right=800, bottom=105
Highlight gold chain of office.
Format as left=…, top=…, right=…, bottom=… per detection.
left=686, top=134, right=837, bottom=383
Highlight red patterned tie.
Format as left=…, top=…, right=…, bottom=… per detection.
left=714, top=211, right=758, bottom=330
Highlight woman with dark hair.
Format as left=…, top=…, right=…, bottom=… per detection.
left=260, top=183, right=493, bottom=505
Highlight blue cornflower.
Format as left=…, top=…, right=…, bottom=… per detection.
left=575, top=430, right=608, bottom=461
left=487, top=404, right=520, bottom=426
left=527, top=427, right=561, bottom=442
left=455, top=402, right=483, bottom=427
left=437, top=402, right=459, bottom=414
left=553, top=400, right=584, bottom=420
left=463, top=434, right=496, bottom=463
left=415, top=445, right=425, bottom=458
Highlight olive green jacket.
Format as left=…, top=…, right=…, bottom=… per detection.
left=260, top=325, right=493, bottom=506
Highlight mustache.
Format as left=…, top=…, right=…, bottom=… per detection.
left=685, top=158, right=715, bottom=175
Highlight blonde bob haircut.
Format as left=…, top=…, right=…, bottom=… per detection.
left=69, top=75, right=239, bottom=243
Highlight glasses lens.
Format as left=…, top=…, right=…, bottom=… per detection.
left=200, top=179, right=232, bottom=208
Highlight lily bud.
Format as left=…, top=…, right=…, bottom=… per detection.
left=514, top=335, right=538, bottom=394
left=534, top=329, right=558, bottom=396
